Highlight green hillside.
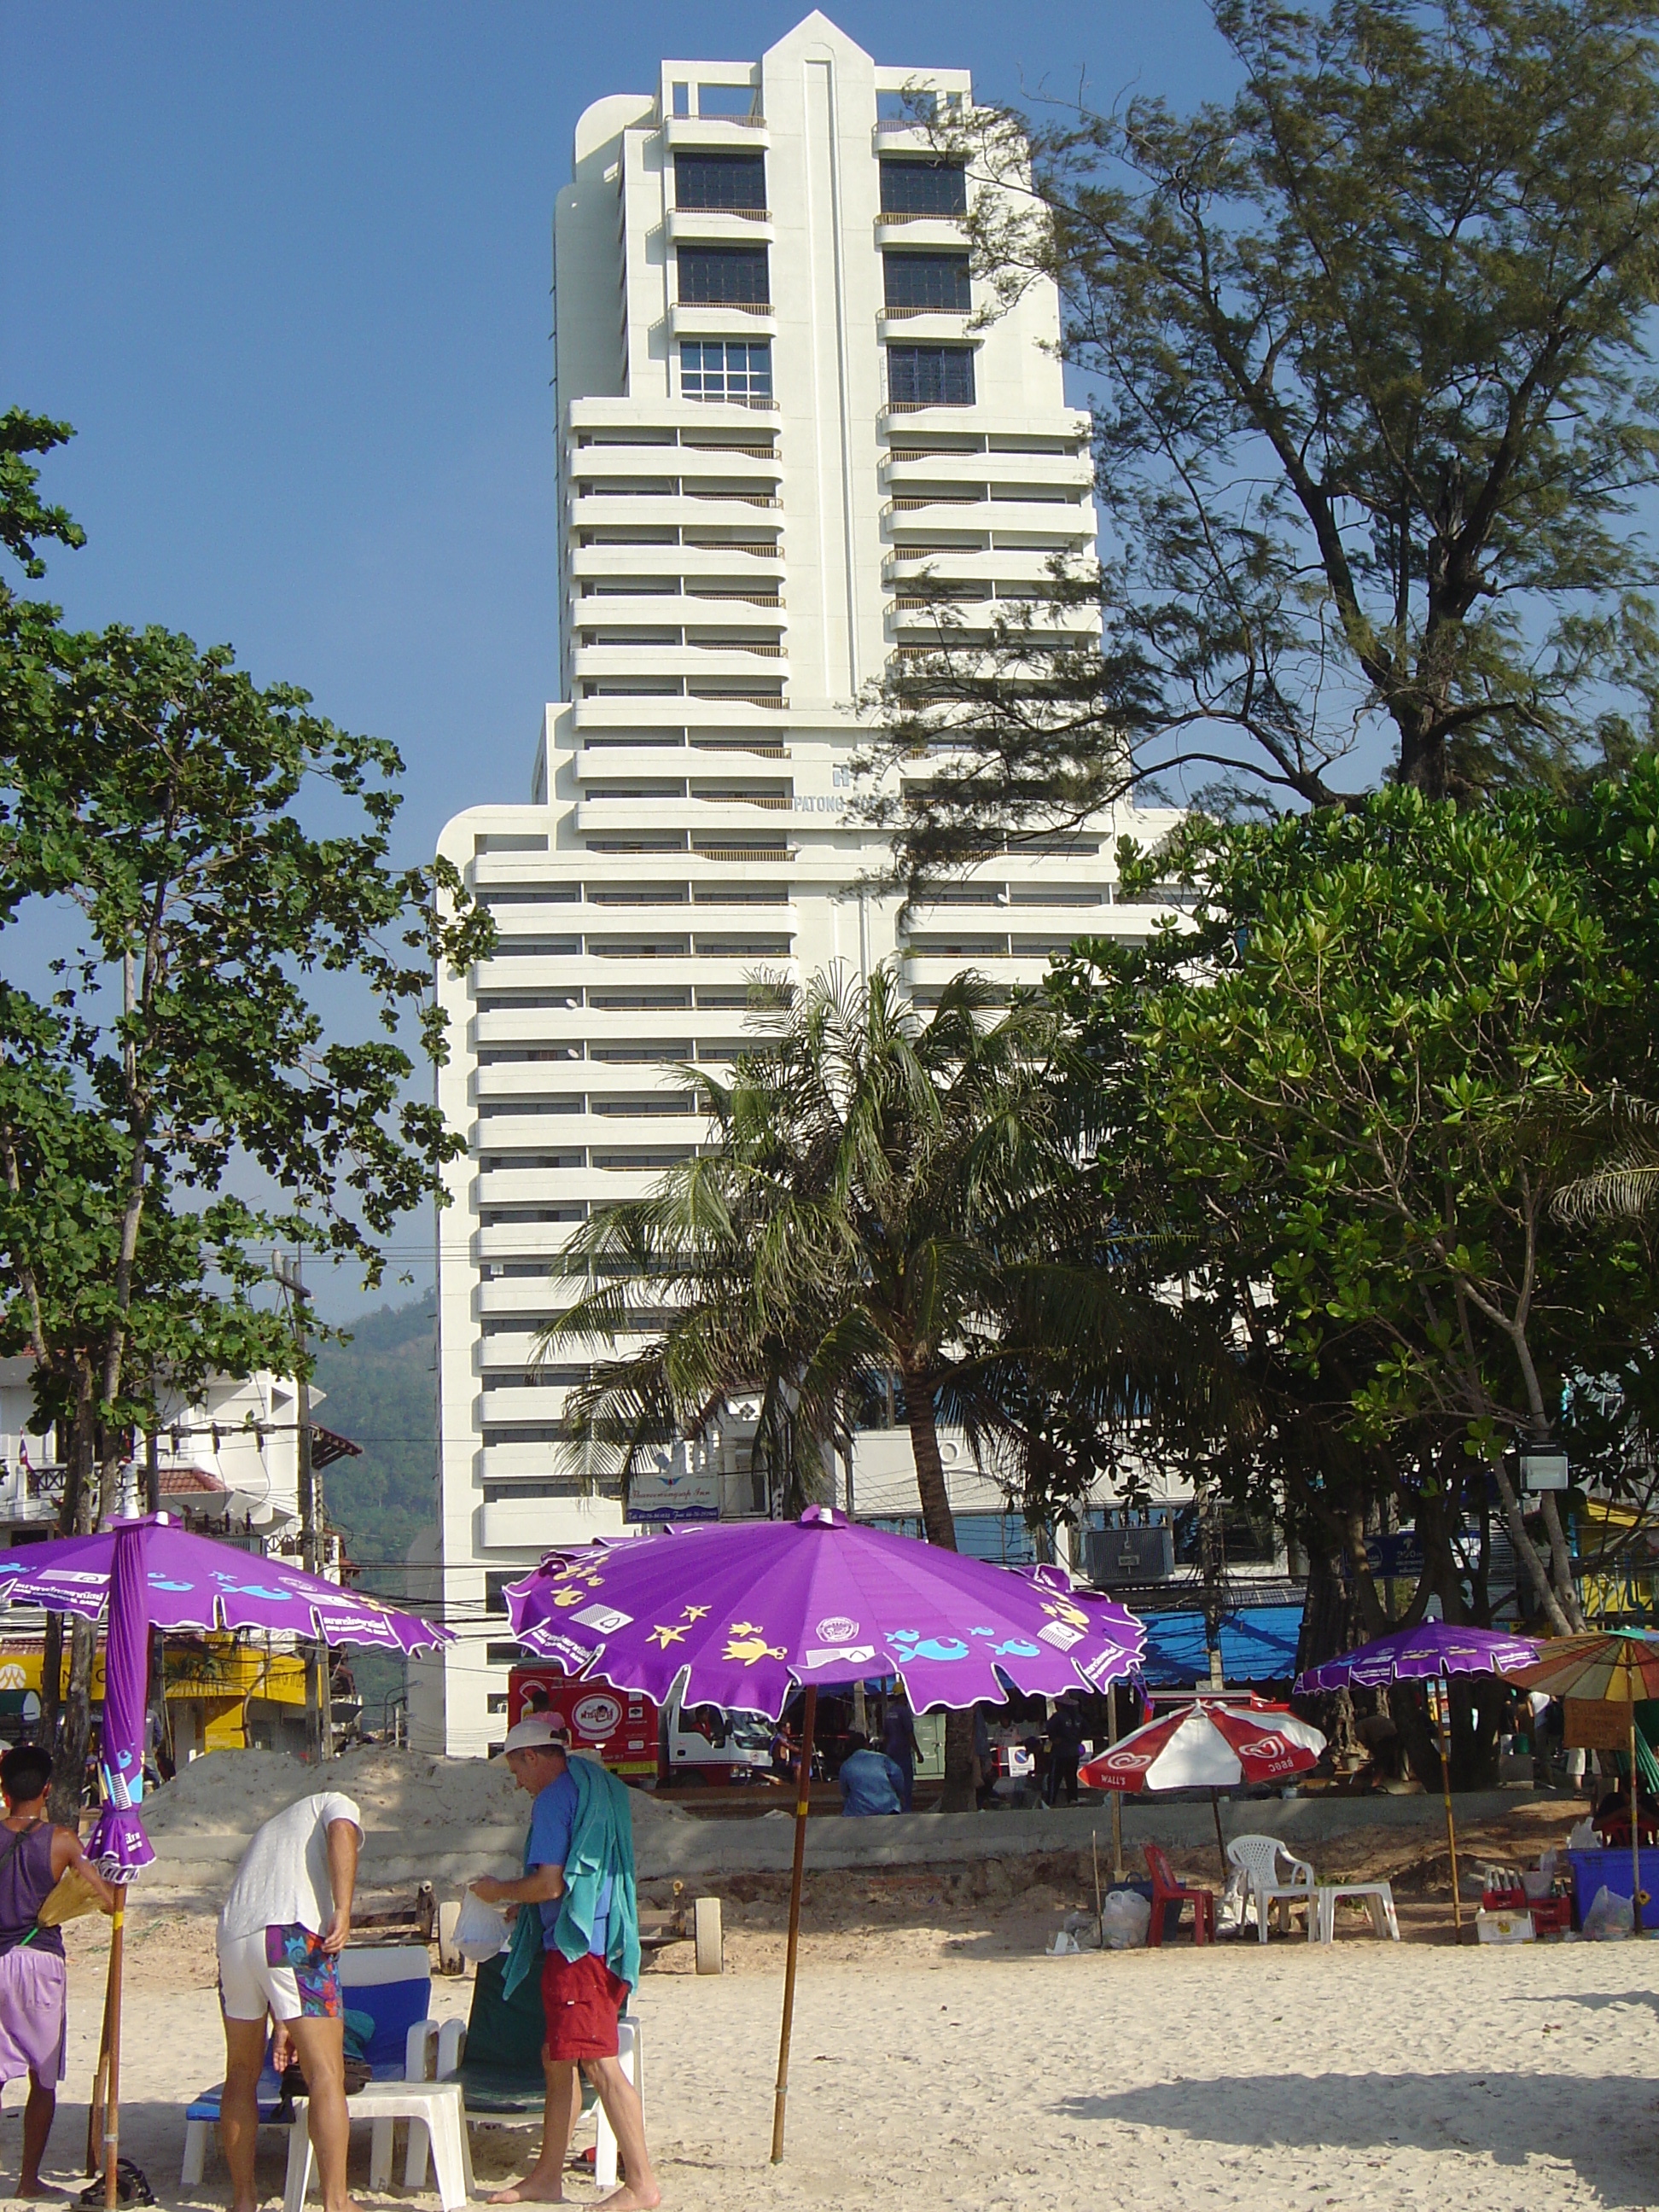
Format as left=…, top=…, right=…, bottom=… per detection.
left=311, top=1295, right=437, bottom=1599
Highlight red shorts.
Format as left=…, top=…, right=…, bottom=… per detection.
left=540, top=1947, right=630, bottom=2062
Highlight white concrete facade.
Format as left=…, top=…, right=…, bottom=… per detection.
left=418, top=13, right=1179, bottom=1756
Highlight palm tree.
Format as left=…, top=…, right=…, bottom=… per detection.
left=539, top=963, right=1124, bottom=1806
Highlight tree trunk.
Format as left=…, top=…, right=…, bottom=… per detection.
left=1488, top=1452, right=1575, bottom=1635
left=48, top=1403, right=106, bottom=1825
left=1293, top=1529, right=1359, bottom=1758
left=899, top=1362, right=976, bottom=1812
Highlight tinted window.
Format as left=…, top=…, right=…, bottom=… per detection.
left=883, top=253, right=971, bottom=311
left=880, top=160, right=968, bottom=217
left=676, top=153, right=767, bottom=212
left=678, top=246, right=771, bottom=305
left=887, top=344, right=975, bottom=407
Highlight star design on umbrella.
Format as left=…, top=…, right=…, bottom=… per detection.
left=683, top=1605, right=710, bottom=1622
left=649, top=1623, right=690, bottom=1649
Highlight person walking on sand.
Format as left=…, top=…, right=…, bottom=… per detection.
left=215, top=1788, right=364, bottom=2212
left=470, top=1715, right=658, bottom=2209
left=0, top=1743, right=117, bottom=2199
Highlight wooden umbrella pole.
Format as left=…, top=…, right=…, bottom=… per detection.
left=1211, top=1788, right=1228, bottom=1883
left=1106, top=1691, right=1124, bottom=1881
left=771, top=1684, right=817, bottom=2165
left=1630, top=1697, right=1644, bottom=1938
left=102, top=1886, right=126, bottom=2209
left=1435, top=1679, right=1462, bottom=1935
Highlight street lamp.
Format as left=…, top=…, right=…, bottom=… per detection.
left=1518, top=1443, right=1570, bottom=1493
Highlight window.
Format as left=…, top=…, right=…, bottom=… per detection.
left=883, top=253, right=971, bottom=311
left=879, top=159, right=967, bottom=218
left=677, top=246, right=770, bottom=306
left=676, top=152, right=766, bottom=212
left=887, top=344, right=975, bottom=407
left=681, top=340, right=772, bottom=403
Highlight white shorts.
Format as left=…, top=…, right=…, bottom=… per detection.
left=215, top=1924, right=341, bottom=2023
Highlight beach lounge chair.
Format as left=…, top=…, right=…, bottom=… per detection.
left=1144, top=1842, right=1214, bottom=1945
left=445, top=1947, right=643, bottom=2189
left=1225, top=1833, right=1316, bottom=1942
left=180, top=1945, right=436, bottom=2189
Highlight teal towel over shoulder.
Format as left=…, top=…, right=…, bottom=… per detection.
left=552, top=1755, right=642, bottom=1990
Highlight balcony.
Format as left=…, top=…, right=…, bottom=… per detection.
left=669, top=300, right=777, bottom=340
left=663, top=114, right=770, bottom=149
left=665, top=207, right=774, bottom=244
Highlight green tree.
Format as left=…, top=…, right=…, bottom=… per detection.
left=540, top=967, right=1157, bottom=1808
left=1056, top=779, right=1659, bottom=1650
left=0, top=416, right=492, bottom=1809
left=869, top=0, right=1659, bottom=886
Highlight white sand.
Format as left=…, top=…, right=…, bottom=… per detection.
left=9, top=1918, right=1656, bottom=2210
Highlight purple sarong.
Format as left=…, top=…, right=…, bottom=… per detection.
left=0, top=1947, right=67, bottom=2084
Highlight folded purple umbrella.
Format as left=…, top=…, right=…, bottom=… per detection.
left=506, top=1504, right=1146, bottom=1717
left=1295, top=1621, right=1538, bottom=1696
left=0, top=1515, right=455, bottom=1653
left=90, top=1517, right=156, bottom=1884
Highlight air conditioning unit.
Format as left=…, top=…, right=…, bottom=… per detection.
left=1083, top=1522, right=1174, bottom=1584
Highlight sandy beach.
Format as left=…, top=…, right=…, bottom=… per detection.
left=3, top=1756, right=1652, bottom=2212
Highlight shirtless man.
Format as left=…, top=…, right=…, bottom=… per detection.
left=0, top=1743, right=118, bottom=2197
left=471, top=1716, right=659, bottom=2209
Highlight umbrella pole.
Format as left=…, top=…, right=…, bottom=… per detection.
left=1107, top=1691, right=1124, bottom=1881
left=1211, top=1788, right=1227, bottom=1883
left=1630, top=1701, right=1644, bottom=1938
left=102, top=1886, right=125, bottom=2209
left=1435, top=1679, right=1462, bottom=1936
left=771, top=1683, right=817, bottom=2165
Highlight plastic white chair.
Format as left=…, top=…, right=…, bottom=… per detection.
left=433, top=2009, right=643, bottom=2189
left=1225, top=1832, right=1316, bottom=1942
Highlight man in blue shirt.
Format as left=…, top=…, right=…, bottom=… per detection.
left=471, top=1717, right=657, bottom=2208
left=838, top=1734, right=905, bottom=1816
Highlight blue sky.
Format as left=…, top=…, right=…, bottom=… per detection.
left=3, top=2, right=1236, bottom=868
left=2, top=2, right=1237, bottom=1313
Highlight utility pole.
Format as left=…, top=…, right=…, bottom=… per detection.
left=275, top=1252, right=330, bottom=1761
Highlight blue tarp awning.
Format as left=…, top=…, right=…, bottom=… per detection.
left=1137, top=1604, right=1303, bottom=1688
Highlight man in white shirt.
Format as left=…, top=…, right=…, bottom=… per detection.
left=215, top=1791, right=363, bottom=2212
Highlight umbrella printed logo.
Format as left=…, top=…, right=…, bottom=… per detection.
left=1106, top=1750, right=1151, bottom=1772
left=1038, top=1621, right=1085, bottom=1650
left=805, top=1646, right=876, bottom=1669
left=815, top=1616, right=859, bottom=1643
left=890, top=1629, right=970, bottom=1663
left=573, top=1604, right=633, bottom=1634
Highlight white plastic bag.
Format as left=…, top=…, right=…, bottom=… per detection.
left=1100, top=1887, right=1152, bottom=1951
left=1568, top=1819, right=1598, bottom=1850
left=453, top=1889, right=510, bottom=1961
left=1046, top=1930, right=1082, bottom=1955
left=1581, top=1883, right=1633, bottom=1941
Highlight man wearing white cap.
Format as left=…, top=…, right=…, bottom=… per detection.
left=472, top=1715, right=655, bottom=2209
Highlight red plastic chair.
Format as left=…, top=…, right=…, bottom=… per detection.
left=1144, top=1842, right=1215, bottom=1946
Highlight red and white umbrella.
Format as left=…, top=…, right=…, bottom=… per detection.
left=1081, top=1697, right=1326, bottom=1793
left=1080, top=1698, right=1325, bottom=1877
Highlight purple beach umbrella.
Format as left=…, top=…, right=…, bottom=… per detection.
left=0, top=1513, right=451, bottom=2209
left=505, top=1503, right=1145, bottom=1717
left=509, top=1505, right=1145, bottom=2161
left=0, top=1515, right=454, bottom=1653
left=1295, top=1621, right=1540, bottom=1932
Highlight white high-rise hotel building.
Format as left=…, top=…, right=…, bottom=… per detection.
left=414, top=13, right=1177, bottom=1755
